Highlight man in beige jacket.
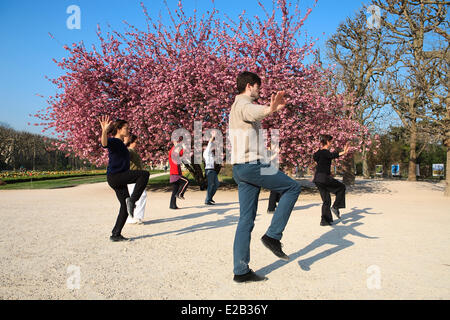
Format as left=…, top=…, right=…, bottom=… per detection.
left=229, top=71, right=302, bottom=283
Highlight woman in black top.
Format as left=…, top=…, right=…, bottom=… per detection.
left=313, top=135, right=349, bottom=226
left=99, top=116, right=150, bottom=241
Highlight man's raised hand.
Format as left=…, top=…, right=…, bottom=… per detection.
left=270, top=91, right=286, bottom=114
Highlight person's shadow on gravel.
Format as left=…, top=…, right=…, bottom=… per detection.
left=132, top=206, right=240, bottom=240
left=256, top=207, right=380, bottom=275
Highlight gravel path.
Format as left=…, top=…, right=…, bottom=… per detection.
left=0, top=178, right=449, bottom=299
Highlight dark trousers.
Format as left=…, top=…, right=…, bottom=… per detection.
left=268, top=190, right=281, bottom=211
left=205, top=169, right=220, bottom=203
left=170, top=176, right=189, bottom=208
left=314, top=176, right=346, bottom=223
left=107, top=170, right=150, bottom=236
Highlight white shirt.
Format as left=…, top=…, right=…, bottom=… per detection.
left=203, top=141, right=215, bottom=170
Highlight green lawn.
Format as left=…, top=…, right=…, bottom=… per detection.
left=0, top=172, right=237, bottom=190
left=0, top=175, right=108, bottom=190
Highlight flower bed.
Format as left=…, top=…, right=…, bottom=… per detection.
left=0, top=170, right=106, bottom=184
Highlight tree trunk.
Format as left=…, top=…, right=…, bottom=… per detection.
left=32, top=141, right=36, bottom=171
left=342, top=156, right=355, bottom=185
left=362, top=147, right=370, bottom=178
left=408, top=120, right=417, bottom=181
left=192, top=164, right=207, bottom=190
left=214, top=163, right=222, bottom=175
left=10, top=137, right=16, bottom=170
left=444, top=94, right=449, bottom=196
left=184, top=156, right=207, bottom=190
left=445, top=138, right=450, bottom=197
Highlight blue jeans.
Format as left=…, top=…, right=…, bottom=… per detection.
left=232, top=162, right=301, bottom=275
left=205, top=169, right=220, bottom=203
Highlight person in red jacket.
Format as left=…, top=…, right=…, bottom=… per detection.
left=169, top=139, right=190, bottom=209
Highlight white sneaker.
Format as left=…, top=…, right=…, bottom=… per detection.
left=126, top=218, right=139, bottom=224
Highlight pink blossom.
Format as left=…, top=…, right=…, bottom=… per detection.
left=35, top=0, right=372, bottom=169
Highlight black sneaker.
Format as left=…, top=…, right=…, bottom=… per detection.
left=125, top=197, right=135, bottom=218
left=320, top=220, right=333, bottom=226
left=110, top=235, right=130, bottom=242
left=233, top=270, right=268, bottom=283
left=261, top=235, right=289, bottom=261
left=331, top=207, right=340, bottom=219
left=210, top=200, right=216, bottom=204
left=205, top=201, right=215, bottom=205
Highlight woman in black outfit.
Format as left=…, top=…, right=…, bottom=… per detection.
left=99, top=116, right=150, bottom=241
left=313, top=135, right=350, bottom=226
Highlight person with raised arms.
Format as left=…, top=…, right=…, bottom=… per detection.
left=228, top=71, right=302, bottom=283
left=203, top=131, right=220, bottom=205
left=124, top=134, right=147, bottom=225
left=312, top=134, right=349, bottom=226
left=99, top=116, right=149, bottom=241
left=168, top=139, right=190, bottom=210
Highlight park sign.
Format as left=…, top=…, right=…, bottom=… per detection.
left=375, top=165, right=383, bottom=176
left=432, top=164, right=444, bottom=177
left=391, top=164, right=400, bottom=177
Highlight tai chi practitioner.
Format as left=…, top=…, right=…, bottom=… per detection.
left=229, top=71, right=301, bottom=283
left=267, top=191, right=281, bottom=214
left=169, top=139, right=190, bottom=209
left=99, top=116, right=149, bottom=242
left=125, top=134, right=147, bottom=224
left=203, top=132, right=220, bottom=205
left=312, top=135, right=349, bottom=226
